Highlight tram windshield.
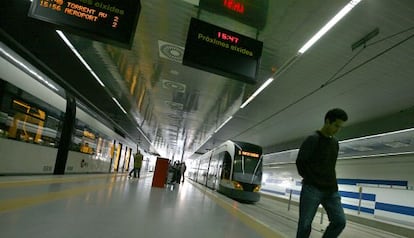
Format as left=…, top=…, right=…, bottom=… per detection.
left=233, top=150, right=262, bottom=183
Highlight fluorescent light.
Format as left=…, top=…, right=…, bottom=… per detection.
left=111, top=97, right=127, bottom=114
left=240, top=77, right=274, bottom=108
left=264, top=127, right=414, bottom=157
left=340, top=151, right=414, bottom=160
left=340, top=127, right=414, bottom=143
left=136, top=126, right=152, bottom=144
left=265, top=148, right=298, bottom=157
left=214, top=116, right=233, bottom=133
left=56, top=30, right=105, bottom=87
left=298, top=0, right=361, bottom=54
left=0, top=45, right=59, bottom=91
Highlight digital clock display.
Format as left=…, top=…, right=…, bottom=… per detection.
left=28, top=0, right=141, bottom=49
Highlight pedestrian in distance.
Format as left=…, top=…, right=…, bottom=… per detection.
left=180, top=162, right=187, bottom=183
left=129, top=150, right=143, bottom=178
left=174, top=161, right=182, bottom=184
left=295, top=108, right=348, bottom=238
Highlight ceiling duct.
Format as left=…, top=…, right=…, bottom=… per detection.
left=158, top=40, right=184, bottom=63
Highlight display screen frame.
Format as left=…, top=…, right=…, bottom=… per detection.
left=28, top=0, right=141, bottom=49
left=183, top=18, right=263, bottom=84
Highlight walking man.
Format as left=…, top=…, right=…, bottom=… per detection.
left=296, top=108, right=348, bottom=238
left=129, top=150, right=143, bottom=178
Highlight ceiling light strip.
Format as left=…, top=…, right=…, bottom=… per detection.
left=0, top=44, right=59, bottom=91
left=56, top=30, right=105, bottom=87
left=111, top=97, right=127, bottom=114
left=265, top=127, right=414, bottom=157
left=240, top=77, right=274, bottom=109
left=340, top=151, right=414, bottom=160
left=264, top=148, right=298, bottom=157
left=136, top=126, right=152, bottom=144
left=214, top=116, right=233, bottom=133
left=298, top=0, right=362, bottom=54
left=340, top=127, right=414, bottom=143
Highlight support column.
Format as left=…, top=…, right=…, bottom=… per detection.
left=54, top=93, right=76, bottom=175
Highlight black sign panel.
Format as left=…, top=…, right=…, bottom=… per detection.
left=183, top=18, right=263, bottom=84
left=28, top=0, right=140, bottom=49
left=199, top=0, right=268, bottom=29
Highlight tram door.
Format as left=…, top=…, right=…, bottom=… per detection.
left=221, top=152, right=231, bottom=180
left=213, top=152, right=226, bottom=190
left=206, top=152, right=219, bottom=189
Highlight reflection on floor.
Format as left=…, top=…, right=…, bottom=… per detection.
left=0, top=174, right=411, bottom=238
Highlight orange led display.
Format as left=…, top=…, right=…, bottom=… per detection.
left=238, top=150, right=260, bottom=158
left=28, top=0, right=141, bottom=49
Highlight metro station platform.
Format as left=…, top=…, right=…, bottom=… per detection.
left=0, top=174, right=411, bottom=238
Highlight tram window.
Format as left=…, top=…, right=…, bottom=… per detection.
left=244, top=157, right=260, bottom=171
left=0, top=79, right=62, bottom=147
left=234, top=151, right=261, bottom=174
left=221, top=152, right=231, bottom=179
left=69, top=119, right=113, bottom=161
left=71, top=120, right=97, bottom=155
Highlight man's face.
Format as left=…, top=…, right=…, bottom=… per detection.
left=326, top=119, right=345, bottom=136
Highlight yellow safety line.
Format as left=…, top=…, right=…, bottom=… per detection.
left=0, top=174, right=122, bottom=188
left=189, top=180, right=286, bottom=238
left=0, top=174, right=129, bottom=213
left=0, top=183, right=114, bottom=213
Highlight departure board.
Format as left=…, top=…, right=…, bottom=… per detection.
left=28, top=0, right=141, bottom=49
left=183, top=18, right=263, bottom=84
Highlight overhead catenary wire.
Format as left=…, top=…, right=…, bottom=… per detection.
left=231, top=29, right=414, bottom=140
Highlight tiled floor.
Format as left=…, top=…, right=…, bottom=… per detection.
left=0, top=174, right=411, bottom=238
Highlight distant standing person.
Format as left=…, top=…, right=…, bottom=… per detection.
left=180, top=162, right=187, bottom=183
left=295, top=108, right=348, bottom=238
left=129, top=150, right=143, bottom=178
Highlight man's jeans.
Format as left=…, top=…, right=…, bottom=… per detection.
left=296, top=184, right=346, bottom=238
left=129, top=168, right=141, bottom=178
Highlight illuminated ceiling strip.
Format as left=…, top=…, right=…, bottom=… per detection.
left=298, top=0, right=362, bottom=54
left=264, top=148, right=298, bottom=157
left=240, top=77, right=274, bottom=109
left=0, top=45, right=59, bottom=92
left=340, top=151, right=414, bottom=160
left=111, top=97, right=127, bottom=114
left=265, top=127, right=414, bottom=156
left=136, top=126, right=152, bottom=144
left=340, top=127, right=414, bottom=143
left=238, top=0, right=361, bottom=108
left=264, top=151, right=414, bottom=166
left=214, top=116, right=233, bottom=133
left=56, top=30, right=105, bottom=87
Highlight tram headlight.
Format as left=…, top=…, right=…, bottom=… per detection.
left=253, top=185, right=261, bottom=192
left=232, top=181, right=243, bottom=190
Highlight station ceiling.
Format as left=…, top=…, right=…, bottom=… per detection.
left=1, top=0, right=414, bottom=159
